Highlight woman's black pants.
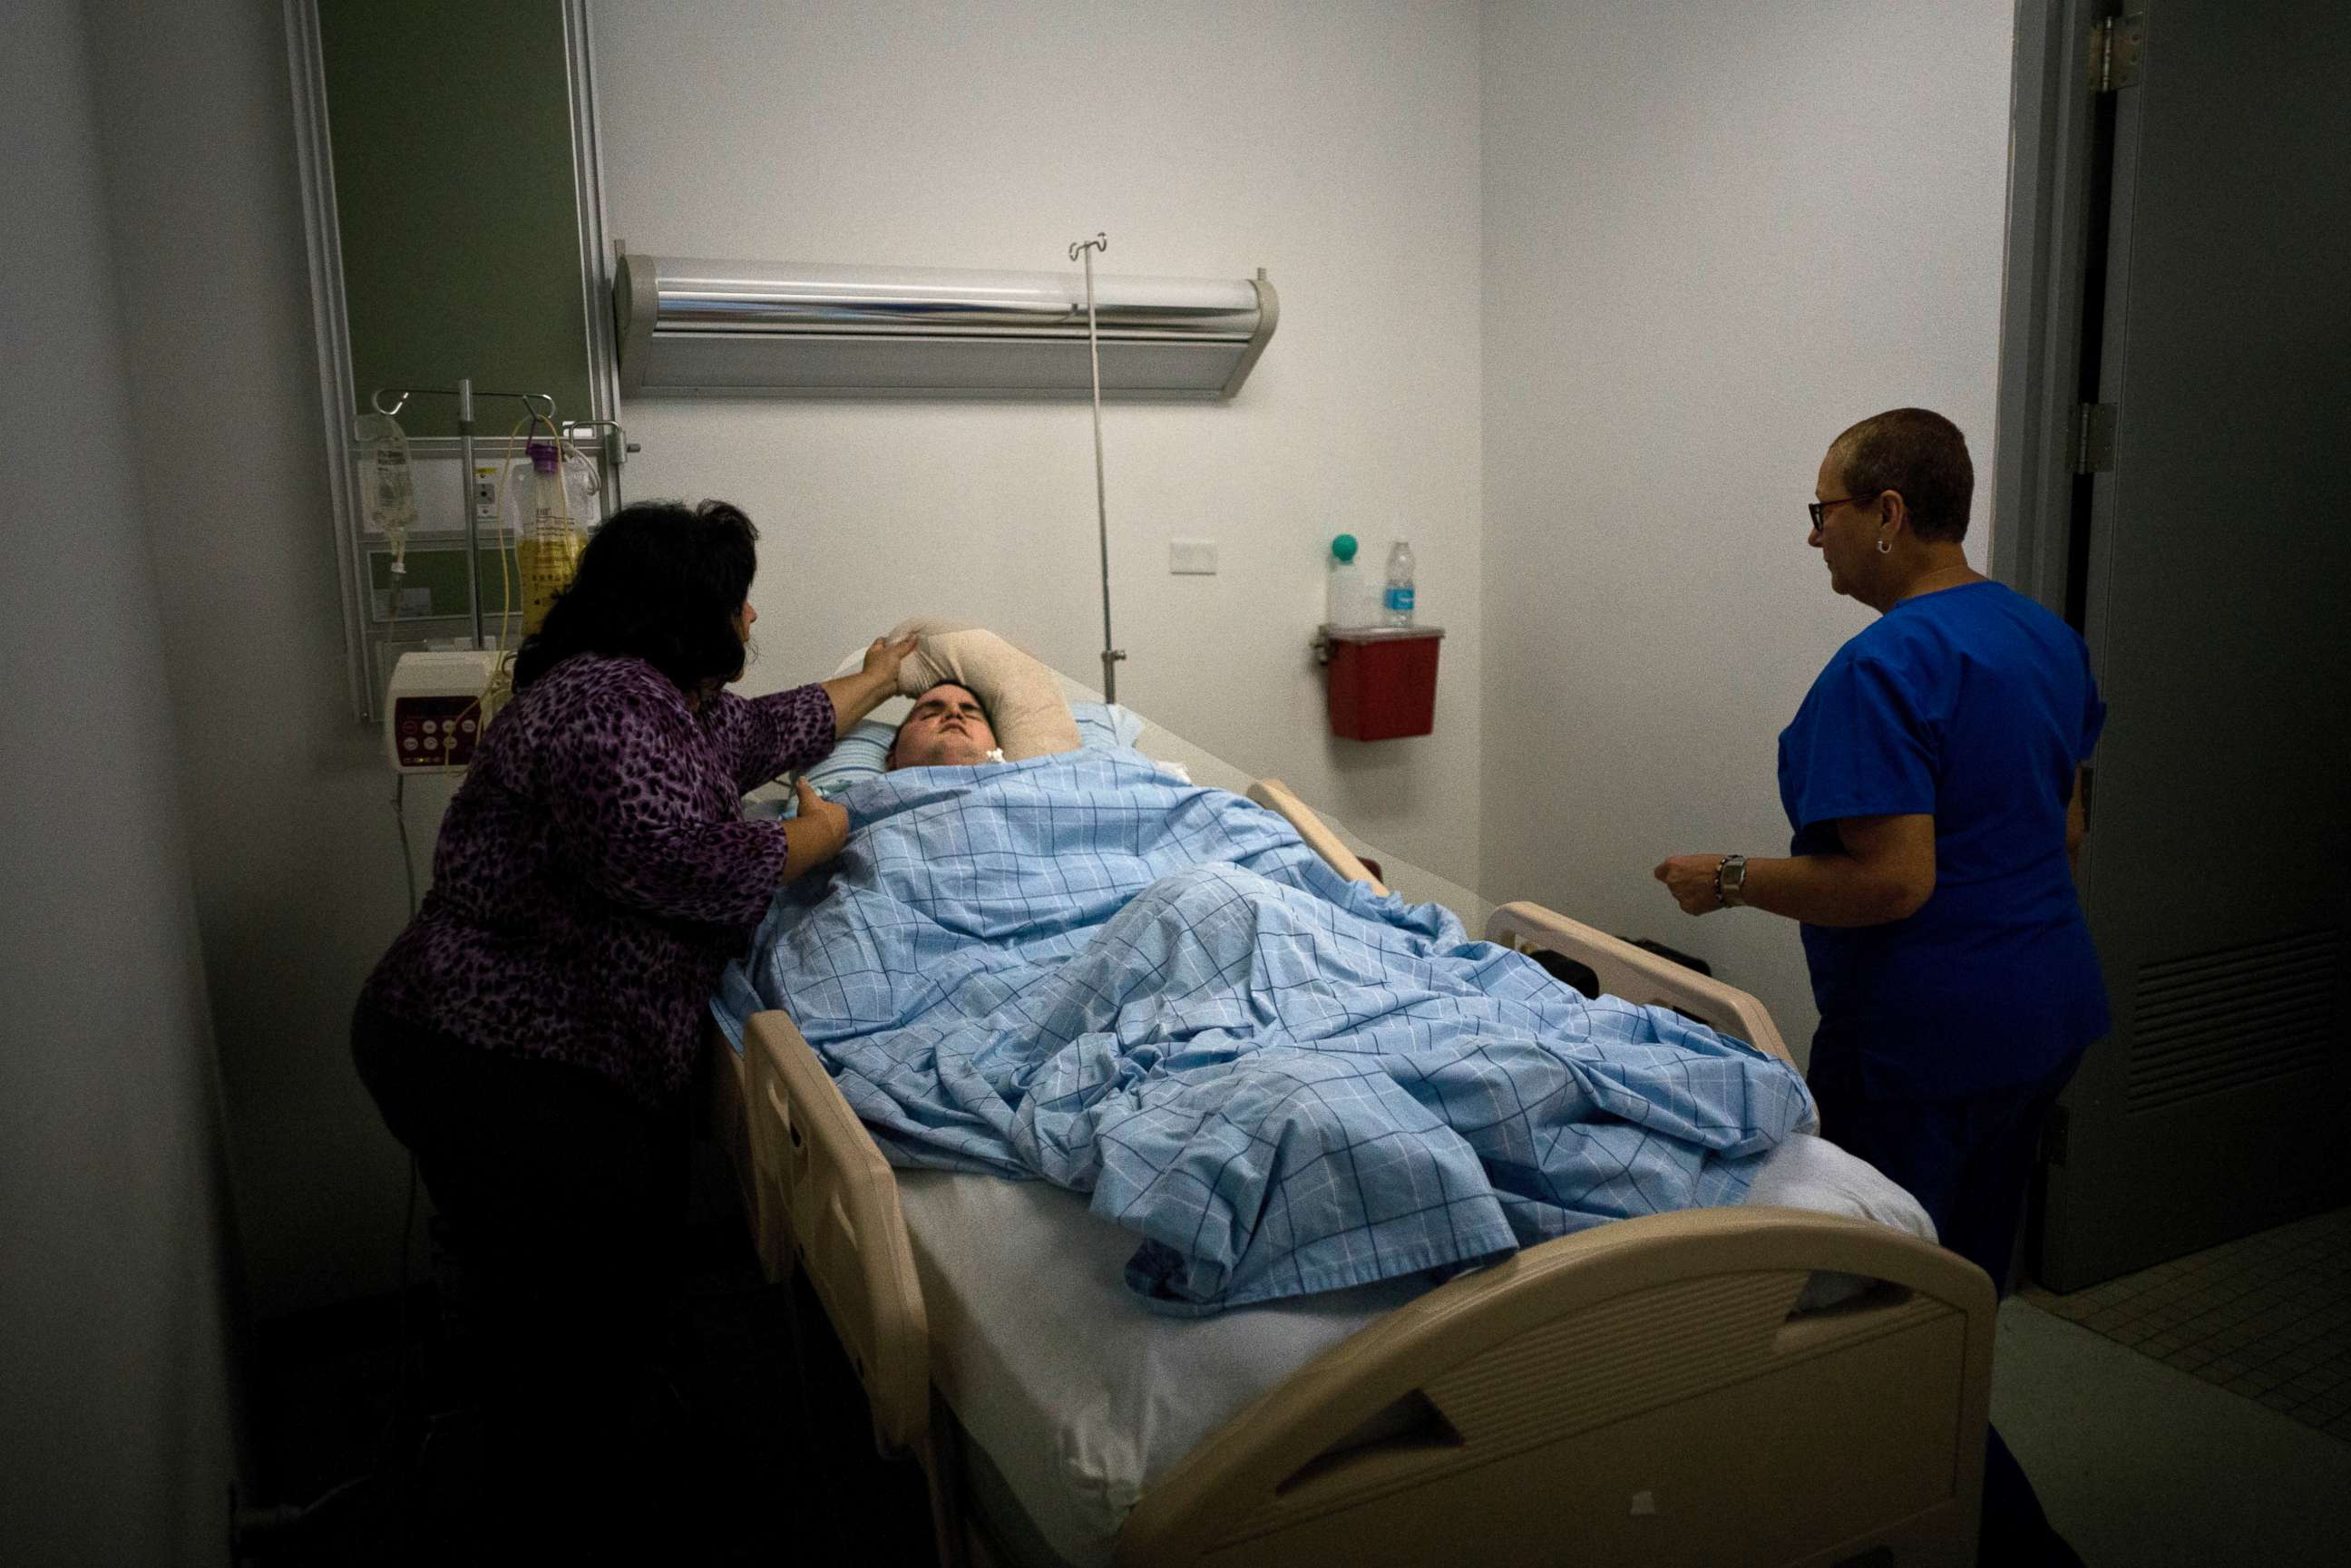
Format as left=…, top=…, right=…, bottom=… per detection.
left=352, top=1000, right=688, bottom=1559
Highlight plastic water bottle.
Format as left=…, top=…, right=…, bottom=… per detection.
left=1327, top=533, right=1371, bottom=628
left=1382, top=541, right=1417, bottom=626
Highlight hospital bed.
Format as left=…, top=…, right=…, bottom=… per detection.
left=704, top=681, right=1995, bottom=1568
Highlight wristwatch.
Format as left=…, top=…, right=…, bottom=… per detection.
left=1715, top=854, right=1749, bottom=908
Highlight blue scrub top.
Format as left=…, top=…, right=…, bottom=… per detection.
left=1779, top=581, right=2109, bottom=1100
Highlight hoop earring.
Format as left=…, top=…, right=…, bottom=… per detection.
left=1876, top=538, right=1891, bottom=554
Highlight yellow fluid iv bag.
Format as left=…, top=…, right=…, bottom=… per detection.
left=517, top=438, right=582, bottom=635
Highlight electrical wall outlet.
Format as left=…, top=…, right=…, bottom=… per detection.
left=1168, top=538, right=1218, bottom=575
left=472, top=464, right=501, bottom=526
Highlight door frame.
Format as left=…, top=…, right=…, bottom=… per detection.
left=1987, top=0, right=2111, bottom=615
left=1987, top=0, right=2117, bottom=1287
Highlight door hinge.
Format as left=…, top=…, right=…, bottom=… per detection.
left=2089, top=14, right=2146, bottom=93
left=2044, top=1105, right=2071, bottom=1167
left=2074, top=403, right=2118, bottom=473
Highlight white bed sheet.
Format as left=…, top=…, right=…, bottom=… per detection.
left=897, top=1132, right=1935, bottom=1568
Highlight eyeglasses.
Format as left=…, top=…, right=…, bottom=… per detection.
left=1807, top=493, right=1878, bottom=531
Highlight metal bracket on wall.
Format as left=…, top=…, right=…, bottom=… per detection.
left=561, top=418, right=639, bottom=513
left=2089, top=13, right=2146, bottom=93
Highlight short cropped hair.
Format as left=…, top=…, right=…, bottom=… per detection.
left=887, top=682, right=996, bottom=766
left=897, top=682, right=992, bottom=734
left=1830, top=408, right=1975, bottom=544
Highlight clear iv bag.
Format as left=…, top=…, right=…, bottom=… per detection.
left=501, top=445, right=599, bottom=542
left=351, top=412, right=417, bottom=550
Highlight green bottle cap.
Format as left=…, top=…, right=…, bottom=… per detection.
left=1331, top=533, right=1358, bottom=563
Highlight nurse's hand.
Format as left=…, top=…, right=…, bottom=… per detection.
left=782, top=777, right=851, bottom=879
left=1654, top=854, right=1725, bottom=916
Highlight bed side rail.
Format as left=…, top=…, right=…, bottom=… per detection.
left=702, top=1023, right=765, bottom=1254
left=1119, top=1207, right=1994, bottom=1568
left=1247, top=777, right=1390, bottom=896
left=1487, top=899, right=1796, bottom=1070
left=741, top=1009, right=930, bottom=1456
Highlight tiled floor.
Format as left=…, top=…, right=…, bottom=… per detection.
left=1995, top=1298, right=2351, bottom=1568
left=2023, top=1205, right=2351, bottom=1442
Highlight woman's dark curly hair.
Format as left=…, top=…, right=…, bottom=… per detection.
left=512, top=500, right=758, bottom=696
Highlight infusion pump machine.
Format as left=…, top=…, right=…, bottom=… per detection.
left=385, top=648, right=506, bottom=772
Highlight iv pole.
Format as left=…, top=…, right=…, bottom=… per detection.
left=367, top=379, right=558, bottom=649
left=1069, top=234, right=1126, bottom=702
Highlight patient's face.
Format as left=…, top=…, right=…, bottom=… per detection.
left=889, top=683, right=999, bottom=770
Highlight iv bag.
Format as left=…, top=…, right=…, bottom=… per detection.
left=505, top=440, right=592, bottom=635
left=351, top=413, right=417, bottom=546
left=500, top=445, right=599, bottom=541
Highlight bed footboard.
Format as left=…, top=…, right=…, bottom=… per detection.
left=1488, top=899, right=1797, bottom=1070
left=1118, top=1206, right=1993, bottom=1568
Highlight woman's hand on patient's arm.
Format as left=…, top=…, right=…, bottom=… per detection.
left=820, top=634, right=922, bottom=736
left=1654, top=813, right=1936, bottom=927
left=782, top=777, right=851, bottom=879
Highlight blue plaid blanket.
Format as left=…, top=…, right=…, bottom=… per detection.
left=716, top=749, right=1814, bottom=1314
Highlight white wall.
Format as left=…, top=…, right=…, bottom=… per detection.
left=593, top=0, right=1488, bottom=884
left=0, top=0, right=242, bottom=1558
left=1478, top=1, right=2016, bottom=1057
left=80, top=0, right=424, bottom=1319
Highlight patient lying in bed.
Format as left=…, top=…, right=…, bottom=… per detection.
left=886, top=681, right=1000, bottom=769
left=717, top=729, right=1827, bottom=1316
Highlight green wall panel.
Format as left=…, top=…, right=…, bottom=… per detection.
left=366, top=545, right=524, bottom=622
left=319, top=0, right=592, bottom=437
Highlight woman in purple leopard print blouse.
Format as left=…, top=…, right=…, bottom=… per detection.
left=350, top=500, right=912, bottom=1553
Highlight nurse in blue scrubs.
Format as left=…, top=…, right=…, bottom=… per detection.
left=1655, top=407, right=2105, bottom=1564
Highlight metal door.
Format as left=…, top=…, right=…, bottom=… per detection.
left=2026, top=1, right=2351, bottom=1290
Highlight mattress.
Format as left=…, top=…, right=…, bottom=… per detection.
left=897, top=1132, right=1935, bottom=1568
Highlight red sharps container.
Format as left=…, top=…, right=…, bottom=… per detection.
left=1321, top=625, right=1443, bottom=741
